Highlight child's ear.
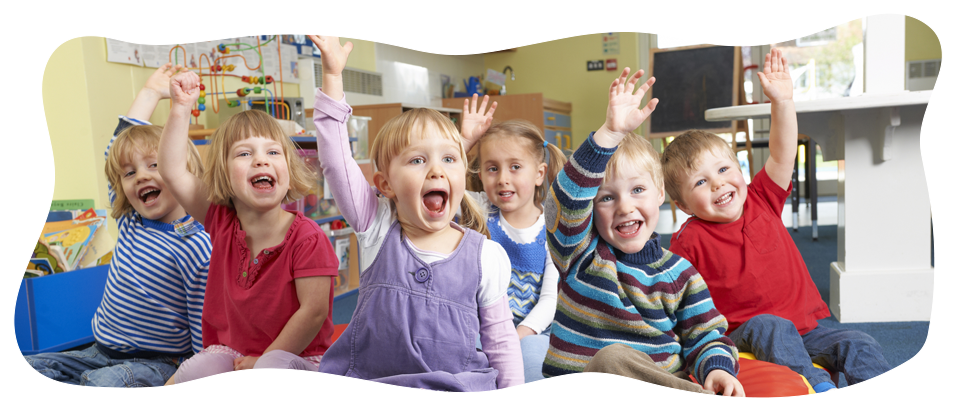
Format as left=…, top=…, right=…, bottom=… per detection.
left=656, top=183, right=666, bottom=207
left=536, top=163, right=547, bottom=186
left=674, top=199, right=693, bottom=216
left=373, top=171, right=395, bottom=200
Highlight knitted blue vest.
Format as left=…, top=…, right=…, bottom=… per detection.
left=488, top=208, right=547, bottom=325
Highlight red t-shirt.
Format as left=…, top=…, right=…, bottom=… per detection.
left=202, top=203, right=339, bottom=357
left=668, top=169, right=830, bottom=335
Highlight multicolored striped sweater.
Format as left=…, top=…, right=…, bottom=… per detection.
left=541, top=133, right=739, bottom=383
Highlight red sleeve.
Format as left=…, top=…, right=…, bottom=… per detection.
left=749, top=168, right=793, bottom=217
left=291, top=224, right=340, bottom=280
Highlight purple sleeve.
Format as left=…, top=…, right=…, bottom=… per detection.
left=313, top=88, right=379, bottom=232
left=478, top=296, right=524, bottom=388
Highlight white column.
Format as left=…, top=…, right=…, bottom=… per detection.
left=863, top=15, right=906, bottom=94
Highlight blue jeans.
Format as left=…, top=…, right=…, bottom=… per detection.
left=729, top=314, right=890, bottom=387
left=520, top=327, right=551, bottom=384
left=24, top=344, right=179, bottom=387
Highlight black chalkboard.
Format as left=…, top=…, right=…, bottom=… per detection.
left=648, top=46, right=739, bottom=137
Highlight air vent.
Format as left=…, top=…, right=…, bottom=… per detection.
left=906, top=59, right=941, bottom=91
left=312, top=63, right=383, bottom=96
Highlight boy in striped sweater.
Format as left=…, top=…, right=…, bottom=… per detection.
left=24, top=64, right=212, bottom=387
left=542, top=67, right=743, bottom=396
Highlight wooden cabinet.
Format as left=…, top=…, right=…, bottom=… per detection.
left=441, top=93, right=573, bottom=153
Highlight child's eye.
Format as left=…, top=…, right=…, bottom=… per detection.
left=510, top=164, right=521, bottom=171
left=695, top=179, right=706, bottom=187
left=150, top=163, right=158, bottom=168
left=719, top=167, right=729, bottom=173
left=269, top=150, right=281, bottom=156
left=598, top=195, right=613, bottom=203
left=237, top=152, right=250, bottom=157
left=632, top=187, right=644, bottom=194
left=123, top=170, right=135, bottom=178
left=486, top=166, right=498, bottom=173
left=410, top=158, right=424, bottom=165
left=443, top=155, right=455, bottom=163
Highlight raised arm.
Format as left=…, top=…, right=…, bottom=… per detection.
left=592, top=67, right=657, bottom=148
left=126, top=63, right=185, bottom=121
left=460, top=94, right=497, bottom=154
left=309, top=35, right=380, bottom=232
left=759, top=48, right=798, bottom=189
left=158, top=71, right=211, bottom=224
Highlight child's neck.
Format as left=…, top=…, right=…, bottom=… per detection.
left=234, top=203, right=296, bottom=258
left=499, top=202, right=543, bottom=229
left=401, top=221, right=464, bottom=255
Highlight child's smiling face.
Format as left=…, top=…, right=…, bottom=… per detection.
left=593, top=162, right=665, bottom=254
left=478, top=135, right=546, bottom=219
left=120, top=150, right=185, bottom=223
left=227, top=136, right=290, bottom=213
left=675, top=149, right=748, bottom=223
left=376, top=121, right=466, bottom=234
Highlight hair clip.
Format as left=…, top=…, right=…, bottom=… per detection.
left=542, top=140, right=549, bottom=148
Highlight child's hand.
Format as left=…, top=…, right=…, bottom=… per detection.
left=309, top=35, right=353, bottom=77
left=703, top=369, right=745, bottom=397
left=233, top=356, right=260, bottom=371
left=597, top=67, right=658, bottom=147
left=757, top=48, right=793, bottom=103
left=169, top=71, right=201, bottom=109
left=461, top=94, right=497, bottom=152
left=143, top=63, right=186, bottom=99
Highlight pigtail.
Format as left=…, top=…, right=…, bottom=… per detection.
left=466, top=149, right=484, bottom=193
left=537, top=141, right=568, bottom=206
left=459, top=192, right=490, bottom=239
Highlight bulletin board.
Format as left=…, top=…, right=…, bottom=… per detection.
left=647, top=45, right=740, bottom=138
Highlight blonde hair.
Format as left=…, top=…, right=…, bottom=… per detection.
left=660, top=129, right=739, bottom=205
left=604, top=132, right=664, bottom=192
left=106, top=125, right=203, bottom=220
left=203, top=110, right=315, bottom=206
left=370, top=108, right=488, bottom=238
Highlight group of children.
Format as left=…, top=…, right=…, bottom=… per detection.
left=24, top=36, right=891, bottom=394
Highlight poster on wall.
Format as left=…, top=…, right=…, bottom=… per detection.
left=105, top=39, right=143, bottom=66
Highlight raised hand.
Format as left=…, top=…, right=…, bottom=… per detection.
left=308, top=35, right=353, bottom=77
left=143, top=63, right=186, bottom=99
left=757, top=48, right=793, bottom=103
left=169, top=71, right=202, bottom=109
left=461, top=94, right=497, bottom=152
left=604, top=67, right=658, bottom=140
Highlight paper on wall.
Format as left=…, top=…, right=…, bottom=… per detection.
left=106, top=39, right=144, bottom=66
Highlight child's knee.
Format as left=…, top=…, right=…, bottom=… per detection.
left=175, top=352, right=234, bottom=383
left=746, top=314, right=796, bottom=332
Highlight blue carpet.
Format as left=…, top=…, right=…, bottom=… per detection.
left=332, top=224, right=931, bottom=388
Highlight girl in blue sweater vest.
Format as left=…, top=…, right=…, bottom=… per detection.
left=460, top=98, right=567, bottom=383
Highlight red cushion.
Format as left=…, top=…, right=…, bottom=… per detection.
left=690, top=358, right=812, bottom=397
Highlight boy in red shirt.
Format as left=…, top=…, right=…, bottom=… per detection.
left=661, top=49, right=889, bottom=393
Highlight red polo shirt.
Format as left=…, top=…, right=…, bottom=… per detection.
left=202, top=203, right=339, bottom=357
left=668, top=169, right=830, bottom=335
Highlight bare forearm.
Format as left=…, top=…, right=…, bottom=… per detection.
left=263, top=306, right=327, bottom=356
left=158, top=106, right=193, bottom=181
left=765, top=99, right=798, bottom=186
left=126, top=88, right=163, bottom=121
left=323, top=73, right=344, bottom=101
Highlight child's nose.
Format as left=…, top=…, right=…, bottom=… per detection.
left=428, top=163, right=445, bottom=178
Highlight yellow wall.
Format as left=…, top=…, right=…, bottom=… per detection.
left=342, top=38, right=377, bottom=72
left=483, top=33, right=640, bottom=148
left=906, top=16, right=941, bottom=62
left=43, top=37, right=303, bottom=239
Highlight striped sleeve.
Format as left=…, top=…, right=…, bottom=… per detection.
left=670, top=256, right=739, bottom=382
left=544, top=132, right=616, bottom=276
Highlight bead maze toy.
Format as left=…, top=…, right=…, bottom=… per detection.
left=168, top=36, right=293, bottom=123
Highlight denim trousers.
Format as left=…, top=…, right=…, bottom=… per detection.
left=520, top=326, right=551, bottom=384
left=729, top=314, right=891, bottom=387
left=24, top=344, right=178, bottom=387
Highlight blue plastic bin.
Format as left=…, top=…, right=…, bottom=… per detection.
left=15, top=265, right=108, bottom=355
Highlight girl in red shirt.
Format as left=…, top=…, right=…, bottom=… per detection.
left=159, top=71, right=339, bottom=384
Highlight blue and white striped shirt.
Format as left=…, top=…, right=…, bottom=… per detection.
left=91, top=116, right=211, bottom=355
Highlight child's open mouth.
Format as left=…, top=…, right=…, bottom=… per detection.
left=715, top=191, right=734, bottom=206
left=422, top=189, right=448, bottom=217
left=250, top=174, right=275, bottom=191
left=615, top=220, right=643, bottom=238
left=138, top=186, right=161, bottom=206
left=497, top=191, right=515, bottom=201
